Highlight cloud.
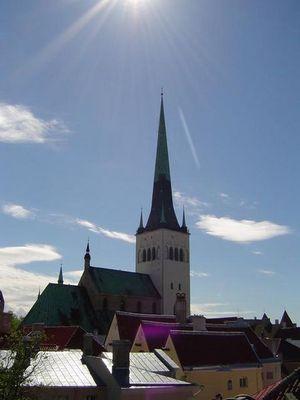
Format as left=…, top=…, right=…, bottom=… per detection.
left=2, top=203, right=34, bottom=219
left=252, top=250, right=263, bottom=255
left=190, top=270, right=210, bottom=278
left=178, top=107, right=200, bottom=169
left=258, top=269, right=275, bottom=276
left=196, top=215, right=291, bottom=243
left=191, top=302, right=254, bottom=317
left=76, top=218, right=135, bottom=244
left=0, top=244, right=62, bottom=314
left=220, top=193, right=229, bottom=199
left=173, top=191, right=209, bottom=217
left=0, top=102, right=67, bottom=144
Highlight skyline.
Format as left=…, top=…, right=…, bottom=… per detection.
left=0, top=0, right=300, bottom=322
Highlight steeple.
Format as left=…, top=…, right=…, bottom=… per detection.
left=84, top=240, right=91, bottom=270
left=144, top=92, right=180, bottom=232
left=181, top=207, right=188, bottom=233
left=58, top=265, right=64, bottom=285
left=137, top=209, right=144, bottom=234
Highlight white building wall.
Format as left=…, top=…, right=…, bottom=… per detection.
left=136, top=229, right=190, bottom=315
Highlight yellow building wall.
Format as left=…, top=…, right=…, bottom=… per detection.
left=262, top=361, right=281, bottom=387
left=164, top=337, right=263, bottom=400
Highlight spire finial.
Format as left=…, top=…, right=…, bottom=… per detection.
left=161, top=87, right=164, bottom=98
left=58, top=264, right=64, bottom=284
left=86, top=238, right=90, bottom=253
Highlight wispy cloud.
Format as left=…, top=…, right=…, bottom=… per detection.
left=258, top=269, right=275, bottom=276
left=173, top=191, right=209, bottom=217
left=0, top=103, right=67, bottom=144
left=0, top=244, right=62, bottom=314
left=178, top=107, right=200, bottom=169
left=191, top=302, right=254, bottom=317
left=252, top=250, right=263, bottom=255
left=76, top=218, right=135, bottom=244
left=196, top=215, right=291, bottom=243
left=219, top=193, right=229, bottom=199
left=2, top=203, right=34, bottom=219
left=190, top=270, right=210, bottom=278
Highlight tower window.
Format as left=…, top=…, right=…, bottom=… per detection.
left=169, top=247, right=174, bottom=260
left=178, top=283, right=181, bottom=290
left=152, top=247, right=156, bottom=260
left=137, top=301, right=142, bottom=313
left=142, top=249, right=146, bottom=262
left=179, top=248, right=184, bottom=262
left=147, top=248, right=151, bottom=261
left=175, top=248, right=179, bottom=261
left=171, top=282, right=174, bottom=290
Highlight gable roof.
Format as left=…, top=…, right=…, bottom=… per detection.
left=139, top=321, right=193, bottom=351
left=88, top=267, right=161, bottom=298
left=23, top=283, right=98, bottom=333
left=114, top=311, right=176, bottom=344
left=206, top=324, right=275, bottom=360
left=169, top=330, right=261, bottom=368
left=280, top=311, right=294, bottom=328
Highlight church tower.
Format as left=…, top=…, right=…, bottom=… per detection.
left=135, top=93, right=190, bottom=315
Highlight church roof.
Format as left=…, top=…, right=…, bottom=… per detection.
left=143, top=94, right=182, bottom=233
left=22, top=283, right=98, bottom=333
left=280, top=310, right=294, bottom=328
left=88, top=266, right=160, bottom=298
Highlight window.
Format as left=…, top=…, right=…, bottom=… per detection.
left=102, top=297, right=108, bottom=310
left=169, top=247, right=174, bottom=260
left=240, top=377, right=248, bottom=388
left=152, top=247, right=156, bottom=260
left=120, top=299, right=126, bottom=311
left=152, top=302, right=157, bottom=314
left=137, top=301, right=141, bottom=313
left=147, top=248, right=151, bottom=261
left=142, top=249, right=146, bottom=262
left=178, top=283, right=181, bottom=290
left=171, top=282, right=174, bottom=290
left=179, top=248, right=184, bottom=262
left=227, top=380, right=233, bottom=391
left=175, top=248, right=179, bottom=261
left=86, top=396, right=96, bottom=400
left=266, top=372, right=274, bottom=380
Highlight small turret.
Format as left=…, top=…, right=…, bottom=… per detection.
left=84, top=241, right=91, bottom=270
left=181, top=207, right=188, bottom=233
left=58, top=265, right=64, bottom=285
left=136, top=209, right=144, bottom=234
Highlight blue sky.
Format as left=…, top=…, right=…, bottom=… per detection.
left=0, top=0, right=300, bottom=321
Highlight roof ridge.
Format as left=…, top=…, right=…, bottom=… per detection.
left=170, top=330, right=247, bottom=336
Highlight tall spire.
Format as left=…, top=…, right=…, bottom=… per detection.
left=58, top=265, right=64, bottom=285
left=181, top=206, right=188, bottom=233
left=84, top=240, right=91, bottom=270
left=144, top=92, right=181, bottom=232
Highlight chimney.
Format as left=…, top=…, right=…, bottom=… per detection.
left=191, top=315, right=206, bottom=331
left=83, top=333, right=94, bottom=356
left=112, top=340, right=130, bottom=387
left=174, top=292, right=187, bottom=324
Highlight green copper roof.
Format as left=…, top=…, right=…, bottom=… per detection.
left=23, top=283, right=98, bottom=332
left=154, top=95, right=171, bottom=183
left=88, top=267, right=160, bottom=298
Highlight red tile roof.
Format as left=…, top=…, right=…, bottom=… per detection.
left=206, top=324, right=275, bottom=360
left=139, top=321, right=193, bottom=351
left=254, top=368, right=300, bottom=400
left=115, top=311, right=176, bottom=344
left=169, top=331, right=261, bottom=368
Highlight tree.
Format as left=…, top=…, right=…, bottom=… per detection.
left=0, top=326, right=44, bottom=400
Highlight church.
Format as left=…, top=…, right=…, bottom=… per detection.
left=23, top=93, right=191, bottom=334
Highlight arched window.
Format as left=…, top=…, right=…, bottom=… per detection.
left=137, top=301, right=142, bottom=313
left=178, top=283, right=181, bottom=290
left=171, top=282, right=174, bottom=290
left=120, top=299, right=126, bottom=311
left=147, top=248, right=151, bottom=261
left=227, top=380, right=233, bottom=391
left=175, top=248, right=179, bottom=261
left=152, top=302, right=157, bottom=314
left=103, top=297, right=108, bottom=310
left=152, top=247, right=156, bottom=260
left=142, top=249, right=146, bottom=262
left=169, top=247, right=174, bottom=260
left=179, top=248, right=184, bottom=262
